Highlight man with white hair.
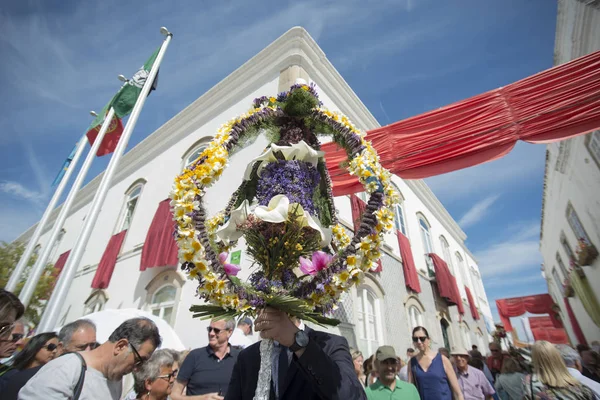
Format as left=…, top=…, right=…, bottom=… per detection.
left=556, top=344, right=600, bottom=398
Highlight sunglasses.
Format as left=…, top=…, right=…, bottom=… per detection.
left=0, top=333, right=24, bottom=343
left=157, top=370, right=178, bottom=381
left=0, top=323, right=15, bottom=338
left=130, top=343, right=147, bottom=368
left=45, top=343, right=58, bottom=352
left=74, top=342, right=100, bottom=351
left=207, top=326, right=229, bottom=335
left=412, top=336, right=428, bottom=343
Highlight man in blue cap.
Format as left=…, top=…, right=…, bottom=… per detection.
left=229, top=317, right=254, bottom=349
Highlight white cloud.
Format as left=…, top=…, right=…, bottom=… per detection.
left=474, top=222, right=542, bottom=279
left=0, top=181, right=45, bottom=203
left=458, top=194, right=500, bottom=228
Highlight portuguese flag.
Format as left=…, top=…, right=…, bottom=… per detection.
left=86, top=47, right=160, bottom=156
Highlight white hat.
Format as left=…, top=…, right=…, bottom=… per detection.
left=451, top=347, right=470, bottom=357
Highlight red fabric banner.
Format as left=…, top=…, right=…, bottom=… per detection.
left=466, top=286, right=480, bottom=320
left=496, top=294, right=561, bottom=332
left=350, top=195, right=382, bottom=272
left=397, top=232, right=421, bottom=293
left=91, top=230, right=127, bottom=289
left=140, top=199, right=179, bottom=271
left=53, top=250, right=70, bottom=277
left=529, top=316, right=555, bottom=330
left=531, top=327, right=570, bottom=344
left=429, top=253, right=464, bottom=315
left=564, top=297, right=588, bottom=346
left=323, top=50, right=600, bottom=196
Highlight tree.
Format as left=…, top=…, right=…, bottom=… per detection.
left=0, top=241, right=58, bottom=326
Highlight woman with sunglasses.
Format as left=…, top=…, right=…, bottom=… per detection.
left=407, top=326, right=464, bottom=400
left=0, top=289, right=25, bottom=364
left=133, top=349, right=178, bottom=400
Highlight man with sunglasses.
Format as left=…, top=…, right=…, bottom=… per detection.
left=172, top=318, right=239, bottom=400
left=19, top=317, right=161, bottom=400
left=56, top=319, right=98, bottom=355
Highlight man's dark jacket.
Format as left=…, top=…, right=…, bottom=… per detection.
left=225, top=326, right=366, bottom=399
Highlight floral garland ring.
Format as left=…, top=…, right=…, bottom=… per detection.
left=170, top=83, right=399, bottom=325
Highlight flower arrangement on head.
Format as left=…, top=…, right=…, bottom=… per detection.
left=170, top=81, right=398, bottom=397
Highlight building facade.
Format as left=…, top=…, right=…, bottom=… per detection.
left=540, top=0, right=600, bottom=344
left=15, top=27, right=493, bottom=356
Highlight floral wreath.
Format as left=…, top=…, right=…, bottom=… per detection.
left=170, top=83, right=399, bottom=326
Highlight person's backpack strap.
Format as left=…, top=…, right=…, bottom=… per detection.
left=72, top=353, right=87, bottom=400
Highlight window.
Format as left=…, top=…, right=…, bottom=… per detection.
left=440, top=319, right=451, bottom=350
left=419, top=215, right=434, bottom=275
left=356, top=286, right=382, bottom=356
left=149, top=285, right=176, bottom=324
left=475, top=329, right=486, bottom=353
left=84, top=290, right=108, bottom=315
left=118, top=182, right=144, bottom=232
left=586, top=130, right=600, bottom=168
left=440, top=236, right=454, bottom=275
left=145, top=270, right=184, bottom=327
left=183, top=143, right=208, bottom=170
left=408, top=306, right=423, bottom=329
left=49, top=229, right=66, bottom=262
left=566, top=203, right=591, bottom=245
left=556, top=253, right=569, bottom=279
left=395, top=203, right=408, bottom=236
left=552, top=268, right=564, bottom=296
left=33, top=244, right=41, bottom=257
left=456, top=252, right=470, bottom=291
left=462, top=323, right=471, bottom=349
left=560, top=232, right=575, bottom=263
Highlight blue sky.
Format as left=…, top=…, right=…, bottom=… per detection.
left=0, top=0, right=558, bottom=322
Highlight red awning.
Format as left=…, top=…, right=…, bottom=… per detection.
left=529, top=316, right=555, bottom=330
left=531, top=327, right=570, bottom=344
left=350, top=194, right=382, bottom=273
left=91, top=230, right=127, bottom=289
left=564, top=297, right=587, bottom=345
left=429, top=253, right=464, bottom=315
left=496, top=294, right=561, bottom=332
left=324, top=50, right=600, bottom=196
left=396, top=232, right=421, bottom=293
left=140, top=199, right=179, bottom=271
left=465, top=286, right=480, bottom=321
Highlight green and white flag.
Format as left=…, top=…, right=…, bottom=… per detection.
left=112, top=46, right=160, bottom=118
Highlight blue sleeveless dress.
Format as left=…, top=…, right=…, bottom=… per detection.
left=411, top=353, right=452, bottom=400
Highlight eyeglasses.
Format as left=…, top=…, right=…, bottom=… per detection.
left=45, top=343, right=58, bottom=352
left=412, top=336, right=428, bottom=343
left=0, top=323, right=15, bottom=338
left=129, top=343, right=147, bottom=368
left=207, top=326, right=229, bottom=335
left=74, top=342, right=100, bottom=351
left=157, top=370, right=178, bottom=381
left=0, top=332, right=24, bottom=343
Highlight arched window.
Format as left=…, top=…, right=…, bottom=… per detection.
left=418, top=214, right=434, bottom=274
left=556, top=253, right=569, bottom=280
left=408, top=306, right=423, bottom=330
left=566, top=203, right=591, bottom=245
left=49, top=229, right=66, bottom=262
left=440, top=318, right=451, bottom=350
left=182, top=138, right=212, bottom=170
left=462, top=323, right=471, bottom=349
left=84, top=290, right=108, bottom=315
left=145, top=270, right=185, bottom=327
left=440, top=236, right=454, bottom=275
left=456, top=252, right=470, bottom=291
left=356, top=286, right=383, bottom=356
left=117, top=181, right=145, bottom=232
left=149, top=285, right=176, bottom=324
left=392, top=185, right=408, bottom=237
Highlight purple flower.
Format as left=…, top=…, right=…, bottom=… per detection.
left=219, top=252, right=241, bottom=276
left=299, top=251, right=333, bottom=276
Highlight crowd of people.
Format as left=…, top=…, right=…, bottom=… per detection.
left=3, top=287, right=600, bottom=400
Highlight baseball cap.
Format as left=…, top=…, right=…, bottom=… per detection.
left=375, top=345, right=398, bottom=361
left=239, top=317, right=253, bottom=326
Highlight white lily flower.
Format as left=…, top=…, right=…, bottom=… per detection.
left=215, top=200, right=250, bottom=242
left=243, top=140, right=324, bottom=179
left=254, top=195, right=290, bottom=223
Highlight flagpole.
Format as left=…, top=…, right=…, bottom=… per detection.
left=5, top=140, right=88, bottom=293
left=38, top=29, right=173, bottom=331
left=19, top=109, right=115, bottom=308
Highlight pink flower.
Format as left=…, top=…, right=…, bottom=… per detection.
left=299, top=251, right=333, bottom=276
left=219, top=252, right=241, bottom=276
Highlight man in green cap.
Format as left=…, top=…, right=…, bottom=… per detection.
left=365, top=345, right=420, bottom=400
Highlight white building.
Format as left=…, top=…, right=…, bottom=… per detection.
left=540, top=0, right=600, bottom=344
left=15, top=27, right=493, bottom=357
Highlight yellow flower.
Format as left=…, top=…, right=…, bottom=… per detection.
left=346, top=255, right=357, bottom=267
left=295, top=243, right=303, bottom=251
left=269, top=97, right=276, bottom=103
left=301, top=85, right=309, bottom=91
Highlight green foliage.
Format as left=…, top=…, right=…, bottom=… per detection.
left=0, top=241, right=57, bottom=326
left=283, top=89, right=319, bottom=118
